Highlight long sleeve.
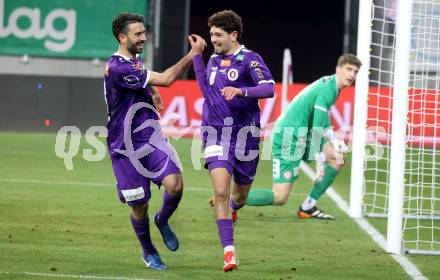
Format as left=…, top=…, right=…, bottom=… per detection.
left=240, top=83, right=274, bottom=99
left=312, top=105, right=331, bottom=129
left=192, top=54, right=207, bottom=96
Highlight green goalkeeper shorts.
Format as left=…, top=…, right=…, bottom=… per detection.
left=271, top=128, right=327, bottom=183
left=271, top=137, right=309, bottom=183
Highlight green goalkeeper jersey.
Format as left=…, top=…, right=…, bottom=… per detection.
left=273, top=74, right=339, bottom=147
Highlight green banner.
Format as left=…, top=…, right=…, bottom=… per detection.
left=0, top=0, right=147, bottom=59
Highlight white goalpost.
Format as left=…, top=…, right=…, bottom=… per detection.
left=351, top=0, right=440, bottom=255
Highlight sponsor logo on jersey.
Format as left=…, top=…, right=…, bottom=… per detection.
left=250, top=60, right=264, bottom=79
left=221, top=59, right=231, bottom=66
left=236, top=54, right=244, bottom=61
left=227, top=68, right=239, bottom=81
left=123, top=75, right=140, bottom=86
left=250, top=60, right=261, bottom=68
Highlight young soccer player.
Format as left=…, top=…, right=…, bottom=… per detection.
left=189, top=10, right=275, bottom=272
left=245, top=54, right=362, bottom=220
left=104, top=12, right=205, bottom=270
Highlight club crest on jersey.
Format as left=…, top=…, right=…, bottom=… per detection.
left=323, top=75, right=332, bottom=83
left=227, top=68, right=239, bottom=81
left=221, top=59, right=231, bottom=66
left=132, top=61, right=144, bottom=72
left=283, top=171, right=292, bottom=179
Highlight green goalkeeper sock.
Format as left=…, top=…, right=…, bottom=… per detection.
left=309, top=164, right=339, bottom=200
left=246, top=189, right=274, bottom=206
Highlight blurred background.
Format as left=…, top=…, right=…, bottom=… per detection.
left=0, top=0, right=359, bottom=132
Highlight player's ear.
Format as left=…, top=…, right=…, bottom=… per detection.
left=230, top=31, right=238, bottom=43
left=118, top=33, right=126, bottom=44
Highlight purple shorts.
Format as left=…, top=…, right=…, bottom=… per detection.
left=110, top=140, right=181, bottom=206
left=203, top=126, right=260, bottom=185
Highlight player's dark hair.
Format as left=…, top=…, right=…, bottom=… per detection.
left=208, top=10, right=243, bottom=41
left=112, top=12, right=145, bottom=42
left=337, top=54, right=362, bottom=68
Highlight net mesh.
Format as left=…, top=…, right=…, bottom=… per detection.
left=363, top=0, right=440, bottom=254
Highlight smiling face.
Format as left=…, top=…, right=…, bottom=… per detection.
left=119, top=22, right=146, bottom=56
left=336, top=63, right=359, bottom=89
left=210, top=26, right=238, bottom=55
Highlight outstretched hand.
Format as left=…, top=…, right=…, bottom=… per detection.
left=188, top=34, right=207, bottom=55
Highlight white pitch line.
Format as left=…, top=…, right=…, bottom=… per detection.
left=0, top=177, right=309, bottom=196
left=0, top=178, right=210, bottom=192
left=299, top=162, right=427, bottom=280
left=0, top=178, right=114, bottom=187
left=0, top=271, right=157, bottom=280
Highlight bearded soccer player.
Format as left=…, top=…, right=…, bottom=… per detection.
left=246, top=54, right=362, bottom=220
left=104, top=13, right=204, bottom=270
left=189, top=10, right=274, bottom=272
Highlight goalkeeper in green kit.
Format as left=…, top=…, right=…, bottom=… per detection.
left=245, top=54, right=362, bottom=220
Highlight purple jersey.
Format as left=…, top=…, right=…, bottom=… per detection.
left=104, top=53, right=158, bottom=156
left=202, top=46, right=274, bottom=128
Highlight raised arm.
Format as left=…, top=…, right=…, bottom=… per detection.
left=189, top=34, right=207, bottom=95
left=148, top=34, right=206, bottom=87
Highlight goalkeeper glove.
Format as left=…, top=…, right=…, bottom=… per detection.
left=331, top=138, right=348, bottom=153
left=324, top=129, right=348, bottom=153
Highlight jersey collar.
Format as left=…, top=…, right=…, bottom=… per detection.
left=113, top=52, right=140, bottom=61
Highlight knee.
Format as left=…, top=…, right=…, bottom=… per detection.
left=273, top=192, right=289, bottom=206
left=131, top=202, right=149, bottom=220
left=214, top=189, right=229, bottom=202
left=165, top=175, right=184, bottom=195
left=232, top=193, right=247, bottom=205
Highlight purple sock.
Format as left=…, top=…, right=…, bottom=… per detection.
left=130, top=215, right=157, bottom=255
left=156, top=191, right=182, bottom=226
left=229, top=198, right=245, bottom=211
left=216, top=219, right=234, bottom=248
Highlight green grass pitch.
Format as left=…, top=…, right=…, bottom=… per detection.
left=0, top=132, right=438, bottom=279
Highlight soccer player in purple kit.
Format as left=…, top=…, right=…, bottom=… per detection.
left=104, top=13, right=204, bottom=271
left=189, top=10, right=275, bottom=272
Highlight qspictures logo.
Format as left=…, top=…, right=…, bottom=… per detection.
left=0, top=0, right=76, bottom=52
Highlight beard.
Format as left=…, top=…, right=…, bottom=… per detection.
left=127, top=40, right=144, bottom=56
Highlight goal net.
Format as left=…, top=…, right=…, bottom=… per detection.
left=352, top=0, right=440, bottom=255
